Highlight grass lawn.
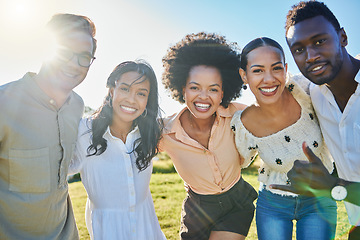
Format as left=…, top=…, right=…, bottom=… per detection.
left=69, top=159, right=352, bottom=239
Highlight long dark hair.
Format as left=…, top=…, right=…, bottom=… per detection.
left=87, top=60, right=163, bottom=171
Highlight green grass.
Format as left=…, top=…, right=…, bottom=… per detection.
left=69, top=159, right=352, bottom=240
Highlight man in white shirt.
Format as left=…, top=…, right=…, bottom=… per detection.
left=271, top=1, right=360, bottom=239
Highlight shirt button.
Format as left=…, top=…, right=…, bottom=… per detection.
left=50, top=99, right=55, bottom=105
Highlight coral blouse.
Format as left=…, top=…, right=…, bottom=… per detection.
left=159, top=103, right=245, bottom=195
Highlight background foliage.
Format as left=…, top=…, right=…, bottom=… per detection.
left=69, top=154, right=352, bottom=240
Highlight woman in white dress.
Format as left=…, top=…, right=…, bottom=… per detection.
left=69, top=60, right=166, bottom=240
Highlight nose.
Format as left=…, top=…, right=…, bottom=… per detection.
left=127, top=91, right=136, bottom=103
left=305, top=46, right=320, bottom=63
left=263, top=71, right=275, bottom=83
left=199, top=89, right=208, bottom=99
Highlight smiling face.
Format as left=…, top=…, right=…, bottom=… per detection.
left=183, top=65, right=224, bottom=119
left=240, top=46, right=287, bottom=105
left=286, top=15, right=345, bottom=85
left=48, top=31, right=94, bottom=92
left=110, top=71, right=150, bottom=125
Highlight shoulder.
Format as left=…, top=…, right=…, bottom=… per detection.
left=231, top=102, right=247, bottom=111
left=0, top=76, right=27, bottom=98
left=219, top=102, right=247, bottom=119
left=162, top=108, right=186, bottom=133
left=162, top=112, right=178, bottom=126
left=288, top=73, right=312, bottom=95
left=70, top=91, right=85, bottom=107
left=231, top=106, right=256, bottom=132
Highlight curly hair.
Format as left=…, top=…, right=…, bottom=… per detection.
left=162, top=32, right=243, bottom=108
left=87, top=60, right=163, bottom=172
left=285, top=1, right=341, bottom=35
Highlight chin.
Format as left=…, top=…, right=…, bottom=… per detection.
left=307, top=75, right=334, bottom=86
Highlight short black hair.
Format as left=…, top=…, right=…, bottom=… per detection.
left=285, top=1, right=341, bottom=35
left=162, top=32, right=243, bottom=108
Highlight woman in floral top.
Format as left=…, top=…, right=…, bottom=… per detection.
left=230, top=37, right=337, bottom=240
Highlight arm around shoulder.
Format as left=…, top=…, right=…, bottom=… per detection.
left=232, top=102, right=247, bottom=111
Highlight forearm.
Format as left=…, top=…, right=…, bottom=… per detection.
left=341, top=179, right=360, bottom=206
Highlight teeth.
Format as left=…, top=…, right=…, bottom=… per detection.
left=121, top=106, right=136, bottom=112
left=260, top=86, right=277, bottom=93
left=195, top=103, right=210, bottom=109
left=312, top=66, right=322, bottom=71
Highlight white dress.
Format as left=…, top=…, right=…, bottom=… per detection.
left=69, top=118, right=166, bottom=240
left=230, top=76, right=334, bottom=196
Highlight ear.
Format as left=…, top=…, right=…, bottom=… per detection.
left=285, top=63, right=288, bottom=73
left=239, top=68, right=247, bottom=84
left=182, top=87, right=186, bottom=101
left=109, top=88, right=114, bottom=98
left=339, top=27, right=348, bottom=47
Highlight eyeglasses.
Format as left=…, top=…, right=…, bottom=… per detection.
left=56, top=48, right=96, bottom=67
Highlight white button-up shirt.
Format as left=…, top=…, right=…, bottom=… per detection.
left=310, top=71, right=360, bottom=226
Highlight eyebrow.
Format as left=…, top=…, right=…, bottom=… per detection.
left=117, top=82, right=149, bottom=92
left=188, top=81, right=221, bottom=87
left=250, top=61, right=283, bottom=69
left=290, top=33, right=328, bottom=49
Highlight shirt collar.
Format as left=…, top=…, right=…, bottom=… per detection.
left=355, top=69, right=360, bottom=84
left=318, top=67, right=360, bottom=94
left=105, top=125, right=140, bottom=140
left=163, top=105, right=234, bottom=135
left=23, top=72, right=74, bottom=109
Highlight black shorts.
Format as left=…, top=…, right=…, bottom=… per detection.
left=180, top=177, right=258, bottom=240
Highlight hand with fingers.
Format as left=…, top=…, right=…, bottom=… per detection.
left=270, top=142, right=337, bottom=197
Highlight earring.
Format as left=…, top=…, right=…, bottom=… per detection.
left=242, top=84, right=248, bottom=90
left=141, top=108, right=148, bottom=118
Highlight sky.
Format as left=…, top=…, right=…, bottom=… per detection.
left=1, top=0, right=359, bottom=115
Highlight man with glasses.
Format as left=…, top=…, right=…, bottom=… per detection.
left=0, top=13, right=97, bottom=239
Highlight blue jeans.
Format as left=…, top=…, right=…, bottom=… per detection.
left=256, top=188, right=337, bottom=240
